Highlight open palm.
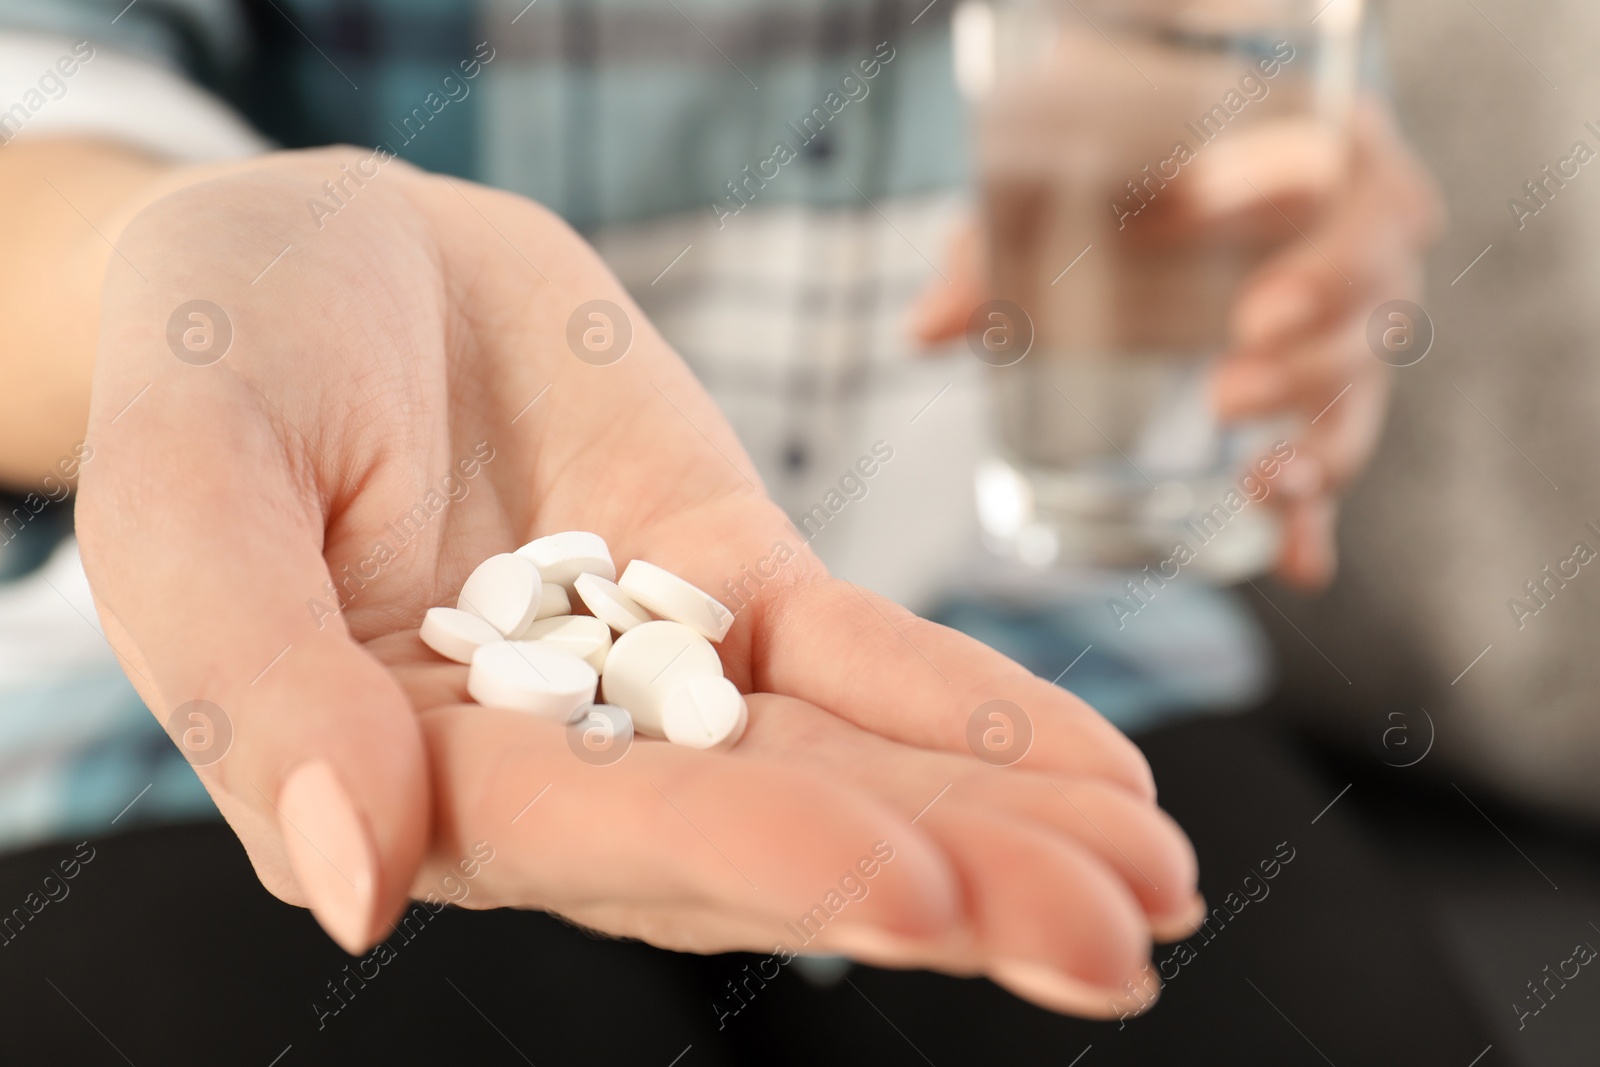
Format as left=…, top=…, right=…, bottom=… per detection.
left=77, top=149, right=1199, bottom=1018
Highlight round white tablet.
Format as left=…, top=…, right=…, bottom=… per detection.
left=418, top=606, right=504, bottom=664
left=516, top=531, right=616, bottom=591
left=457, top=553, right=542, bottom=637
left=567, top=703, right=634, bottom=765
left=617, top=560, right=735, bottom=643
left=520, top=614, right=612, bottom=672
left=467, top=640, right=598, bottom=721
left=600, top=620, right=722, bottom=735
left=574, top=573, right=654, bottom=634
left=661, top=676, right=749, bottom=751
left=533, top=583, right=571, bottom=622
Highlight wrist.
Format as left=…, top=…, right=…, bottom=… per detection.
left=0, top=138, right=182, bottom=486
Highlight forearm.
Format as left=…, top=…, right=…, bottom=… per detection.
left=0, top=138, right=176, bottom=487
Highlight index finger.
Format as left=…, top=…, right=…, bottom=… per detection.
left=1228, top=99, right=1443, bottom=348
left=755, top=577, right=1158, bottom=801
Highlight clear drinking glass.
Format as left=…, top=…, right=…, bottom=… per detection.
left=958, top=0, right=1364, bottom=580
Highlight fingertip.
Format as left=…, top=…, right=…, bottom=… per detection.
left=1130, top=745, right=1158, bottom=803
left=1276, top=498, right=1338, bottom=591
left=1309, top=514, right=1340, bottom=588
left=246, top=642, right=431, bottom=956
left=1274, top=452, right=1323, bottom=501
left=277, top=760, right=382, bottom=954
left=1021, top=679, right=1159, bottom=802
left=1028, top=725, right=1157, bottom=804
left=1232, top=278, right=1320, bottom=348
left=1099, top=720, right=1159, bottom=803
left=991, top=958, right=1154, bottom=1019
left=948, top=810, right=1154, bottom=997
left=1150, top=893, right=1208, bottom=943
left=906, top=289, right=966, bottom=348
left=1212, top=358, right=1287, bottom=420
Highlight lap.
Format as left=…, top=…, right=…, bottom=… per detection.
left=0, top=711, right=1507, bottom=1066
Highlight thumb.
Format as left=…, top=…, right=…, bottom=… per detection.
left=80, top=334, right=428, bottom=957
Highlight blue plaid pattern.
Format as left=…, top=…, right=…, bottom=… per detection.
left=0, top=0, right=1258, bottom=854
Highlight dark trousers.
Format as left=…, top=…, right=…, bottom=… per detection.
left=2, top=711, right=1593, bottom=1066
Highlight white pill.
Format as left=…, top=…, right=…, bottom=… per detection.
left=617, top=560, right=735, bottom=643
left=600, top=620, right=722, bottom=736
left=457, top=553, right=542, bottom=637
left=662, top=676, right=749, bottom=751
left=520, top=614, right=612, bottom=672
left=467, top=640, right=598, bottom=721
left=516, top=531, right=616, bottom=591
left=574, top=572, right=655, bottom=634
left=568, top=703, right=634, bottom=756
left=418, top=607, right=504, bottom=664
left=533, top=583, right=572, bottom=622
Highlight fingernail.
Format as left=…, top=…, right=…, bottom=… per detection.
left=1235, top=284, right=1317, bottom=346
left=992, top=959, right=1154, bottom=1019
left=278, top=760, right=377, bottom=955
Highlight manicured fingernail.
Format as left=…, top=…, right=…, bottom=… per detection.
left=1235, top=284, right=1317, bottom=346
left=278, top=760, right=377, bottom=955
left=992, top=959, right=1153, bottom=1019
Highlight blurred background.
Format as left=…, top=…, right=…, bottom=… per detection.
left=2, top=0, right=1599, bottom=1062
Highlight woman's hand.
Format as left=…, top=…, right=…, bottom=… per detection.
left=912, top=97, right=1442, bottom=589
left=76, top=148, right=1200, bottom=1018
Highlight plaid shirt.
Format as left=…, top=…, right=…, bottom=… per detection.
left=0, top=0, right=1263, bottom=853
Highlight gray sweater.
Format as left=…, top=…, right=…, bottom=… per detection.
left=1274, top=0, right=1600, bottom=821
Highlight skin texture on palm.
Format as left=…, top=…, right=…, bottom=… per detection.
left=72, top=148, right=1200, bottom=1018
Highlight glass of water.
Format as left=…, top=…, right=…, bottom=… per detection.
left=958, top=0, right=1365, bottom=580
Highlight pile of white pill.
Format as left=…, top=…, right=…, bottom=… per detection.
left=418, top=532, right=747, bottom=751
